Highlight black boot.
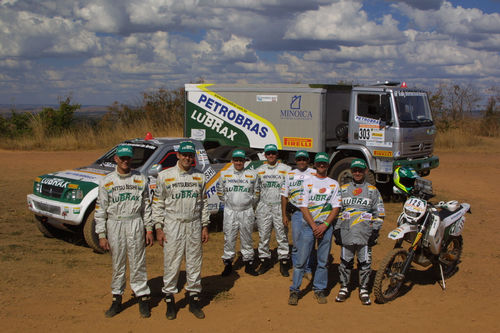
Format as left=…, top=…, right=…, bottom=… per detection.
left=138, top=295, right=151, bottom=318
left=105, top=294, right=122, bottom=318
left=164, top=294, right=176, bottom=320
left=244, top=260, right=258, bottom=276
left=280, top=259, right=290, bottom=277
left=257, top=258, right=271, bottom=275
left=221, top=259, right=233, bottom=277
left=188, top=293, right=205, bottom=319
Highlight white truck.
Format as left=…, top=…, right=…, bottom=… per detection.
left=27, top=137, right=230, bottom=253
left=184, top=82, right=439, bottom=194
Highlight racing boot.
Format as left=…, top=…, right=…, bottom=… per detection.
left=359, top=288, right=371, bottom=306
left=279, top=259, right=290, bottom=277
left=188, top=293, right=205, bottom=319
left=164, top=294, right=176, bottom=320
left=105, top=294, right=122, bottom=318
left=138, top=295, right=151, bottom=318
left=257, top=258, right=271, bottom=275
left=221, top=259, right=233, bottom=277
left=244, top=260, right=258, bottom=276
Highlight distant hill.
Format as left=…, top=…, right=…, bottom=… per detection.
left=0, top=104, right=109, bottom=117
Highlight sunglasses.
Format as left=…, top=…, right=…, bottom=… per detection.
left=296, top=157, right=309, bottom=162
left=265, top=151, right=277, bottom=155
left=351, top=168, right=365, bottom=173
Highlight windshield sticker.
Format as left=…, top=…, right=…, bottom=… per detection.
left=126, top=143, right=157, bottom=149
left=355, top=115, right=380, bottom=125
left=394, top=91, right=426, bottom=97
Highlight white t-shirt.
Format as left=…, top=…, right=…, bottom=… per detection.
left=298, top=175, right=341, bottom=223
left=281, top=167, right=316, bottom=208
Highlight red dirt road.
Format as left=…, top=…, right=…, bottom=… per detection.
left=0, top=145, right=498, bottom=332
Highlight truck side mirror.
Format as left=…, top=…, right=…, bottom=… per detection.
left=341, top=109, right=349, bottom=122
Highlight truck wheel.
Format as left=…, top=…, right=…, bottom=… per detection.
left=34, top=215, right=63, bottom=238
left=329, top=157, right=375, bottom=185
left=82, top=209, right=105, bottom=254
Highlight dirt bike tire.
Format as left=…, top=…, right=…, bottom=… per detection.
left=436, top=235, right=463, bottom=279
left=374, top=248, right=408, bottom=304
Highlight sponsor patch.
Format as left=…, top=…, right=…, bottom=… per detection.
left=353, top=188, right=363, bottom=196
left=373, top=150, right=393, bottom=157
left=361, top=212, right=373, bottom=220
left=319, top=188, right=326, bottom=193
left=193, top=176, right=202, bottom=181
left=134, top=179, right=143, bottom=184
left=283, top=137, right=313, bottom=148
left=73, top=207, right=81, bottom=214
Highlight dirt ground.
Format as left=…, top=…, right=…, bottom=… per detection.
left=0, top=141, right=499, bottom=332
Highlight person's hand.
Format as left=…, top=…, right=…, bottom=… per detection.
left=99, top=238, right=110, bottom=251
left=202, top=226, right=209, bottom=244
left=156, top=228, right=166, bottom=247
left=313, top=223, right=328, bottom=239
left=282, top=215, right=290, bottom=227
left=145, top=232, right=154, bottom=247
left=368, top=229, right=379, bottom=247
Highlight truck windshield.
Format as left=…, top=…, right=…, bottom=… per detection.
left=95, top=143, right=157, bottom=169
left=394, top=92, right=433, bottom=127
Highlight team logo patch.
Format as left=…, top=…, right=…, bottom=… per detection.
left=319, top=188, right=326, bottom=193
left=245, top=175, right=254, bottom=178
left=104, top=182, right=114, bottom=187
left=193, top=176, right=202, bottom=181
left=224, top=175, right=233, bottom=178
left=353, top=188, right=363, bottom=196
left=165, top=178, right=175, bottom=182
left=133, top=179, right=143, bottom=184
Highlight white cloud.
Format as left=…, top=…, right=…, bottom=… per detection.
left=285, top=0, right=404, bottom=45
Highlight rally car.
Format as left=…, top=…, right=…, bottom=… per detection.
left=27, top=135, right=229, bottom=253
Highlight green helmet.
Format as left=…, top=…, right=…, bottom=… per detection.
left=393, top=166, right=419, bottom=194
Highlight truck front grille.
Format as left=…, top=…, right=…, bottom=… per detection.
left=33, top=201, right=61, bottom=215
left=41, top=184, right=64, bottom=199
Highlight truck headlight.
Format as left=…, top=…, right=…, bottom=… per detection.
left=35, top=182, right=42, bottom=193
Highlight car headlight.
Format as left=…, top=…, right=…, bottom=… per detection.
left=65, top=189, right=83, bottom=201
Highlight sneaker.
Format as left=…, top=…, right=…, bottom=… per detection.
left=257, top=258, right=271, bottom=275
left=303, top=272, right=313, bottom=281
left=165, top=294, right=176, bottom=320
left=188, top=293, right=205, bottom=319
left=221, top=260, right=233, bottom=277
left=313, top=290, right=328, bottom=304
left=244, top=261, right=258, bottom=276
left=279, top=259, right=290, bottom=277
left=288, top=291, right=299, bottom=306
left=359, top=289, right=371, bottom=305
left=138, top=295, right=151, bottom=318
left=335, top=286, right=349, bottom=303
left=105, top=295, right=122, bottom=318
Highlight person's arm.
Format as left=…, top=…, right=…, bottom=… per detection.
left=281, top=196, right=290, bottom=227
left=201, top=174, right=210, bottom=244
left=95, top=179, right=110, bottom=250
left=142, top=177, right=154, bottom=247
left=152, top=173, right=167, bottom=247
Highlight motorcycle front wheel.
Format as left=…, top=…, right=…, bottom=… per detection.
left=436, top=235, right=463, bottom=279
left=374, top=248, right=408, bottom=304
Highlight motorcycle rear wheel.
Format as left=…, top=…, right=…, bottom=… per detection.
left=436, top=235, right=463, bottom=279
left=374, top=248, right=408, bottom=304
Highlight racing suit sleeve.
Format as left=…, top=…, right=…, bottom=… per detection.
left=152, top=173, right=167, bottom=230
left=142, top=177, right=153, bottom=231
left=254, top=172, right=261, bottom=206
left=94, top=179, right=109, bottom=239
left=216, top=174, right=225, bottom=202
left=371, top=188, right=385, bottom=231
left=200, top=176, right=210, bottom=228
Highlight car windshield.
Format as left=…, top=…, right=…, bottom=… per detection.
left=394, top=91, right=433, bottom=127
left=95, top=143, right=157, bottom=169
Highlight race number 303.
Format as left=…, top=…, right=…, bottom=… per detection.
left=358, top=124, right=384, bottom=142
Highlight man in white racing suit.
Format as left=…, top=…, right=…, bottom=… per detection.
left=281, top=150, right=316, bottom=280
left=334, top=158, right=384, bottom=305
left=217, top=149, right=259, bottom=277
left=152, top=141, right=210, bottom=320
left=95, top=144, right=153, bottom=318
left=255, top=144, right=291, bottom=276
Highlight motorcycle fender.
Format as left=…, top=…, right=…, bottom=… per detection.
left=442, top=204, right=470, bottom=229
left=388, top=224, right=418, bottom=240
left=449, top=216, right=465, bottom=236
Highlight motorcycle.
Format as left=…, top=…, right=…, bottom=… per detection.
left=373, top=175, right=471, bottom=304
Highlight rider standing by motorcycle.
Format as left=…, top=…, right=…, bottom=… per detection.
left=334, top=159, right=385, bottom=305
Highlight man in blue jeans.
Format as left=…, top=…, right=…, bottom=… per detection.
left=288, top=152, right=341, bottom=305
left=281, top=150, right=316, bottom=280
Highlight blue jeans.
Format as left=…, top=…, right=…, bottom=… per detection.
left=290, top=221, right=333, bottom=292
left=291, top=211, right=314, bottom=273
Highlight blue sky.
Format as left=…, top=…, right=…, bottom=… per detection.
left=0, top=0, right=499, bottom=106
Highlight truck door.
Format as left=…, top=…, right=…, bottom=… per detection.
left=351, top=92, right=395, bottom=174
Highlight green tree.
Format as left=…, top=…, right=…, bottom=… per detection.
left=39, top=97, right=80, bottom=135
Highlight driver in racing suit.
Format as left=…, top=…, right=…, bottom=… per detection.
left=95, top=144, right=153, bottom=318
left=152, top=141, right=210, bottom=320
left=255, top=144, right=291, bottom=276
left=217, top=149, right=259, bottom=277
left=334, top=158, right=384, bottom=305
